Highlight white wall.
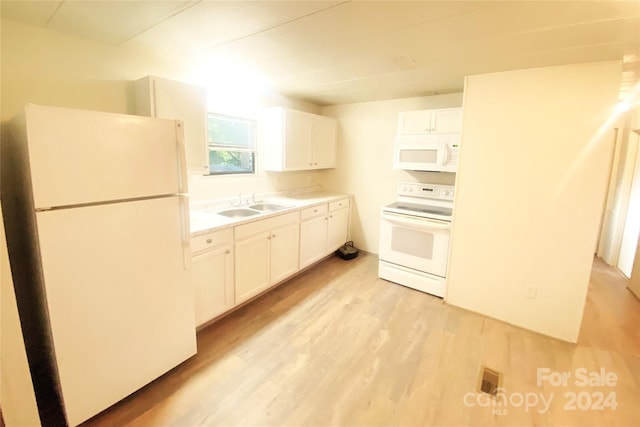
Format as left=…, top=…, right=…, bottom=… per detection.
left=446, top=61, right=622, bottom=343
left=0, top=19, right=184, bottom=121
left=1, top=19, right=325, bottom=204
left=321, top=94, right=463, bottom=252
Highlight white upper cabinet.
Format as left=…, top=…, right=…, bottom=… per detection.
left=134, top=76, right=209, bottom=174
left=264, top=107, right=337, bottom=171
left=312, top=115, right=337, bottom=169
left=281, top=108, right=312, bottom=171
left=398, top=107, right=462, bottom=135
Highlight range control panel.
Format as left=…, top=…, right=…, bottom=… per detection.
left=397, top=181, right=455, bottom=201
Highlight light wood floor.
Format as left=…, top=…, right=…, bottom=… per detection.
left=83, top=254, right=639, bottom=427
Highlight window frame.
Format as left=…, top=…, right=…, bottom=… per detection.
left=206, top=112, right=258, bottom=176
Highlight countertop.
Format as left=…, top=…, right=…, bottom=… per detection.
left=189, top=191, right=350, bottom=236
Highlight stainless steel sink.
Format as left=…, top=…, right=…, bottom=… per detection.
left=216, top=208, right=261, bottom=218
left=249, top=202, right=292, bottom=212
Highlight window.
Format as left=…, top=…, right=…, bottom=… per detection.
left=207, top=113, right=257, bottom=175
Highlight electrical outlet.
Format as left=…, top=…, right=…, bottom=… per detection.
left=526, top=285, right=538, bottom=299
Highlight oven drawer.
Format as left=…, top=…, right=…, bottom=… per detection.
left=378, top=261, right=446, bottom=298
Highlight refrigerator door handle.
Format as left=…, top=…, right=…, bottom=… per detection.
left=179, top=195, right=191, bottom=271
left=176, top=121, right=189, bottom=194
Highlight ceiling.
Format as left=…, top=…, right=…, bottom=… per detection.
left=2, top=1, right=639, bottom=106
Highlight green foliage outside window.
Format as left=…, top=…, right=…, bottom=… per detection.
left=207, top=114, right=256, bottom=175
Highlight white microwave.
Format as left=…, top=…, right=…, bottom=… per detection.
left=393, top=134, right=460, bottom=172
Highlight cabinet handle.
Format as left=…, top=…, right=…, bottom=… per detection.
left=268, top=235, right=272, bottom=240
left=206, top=238, right=212, bottom=244
left=225, top=249, right=231, bottom=254
left=272, top=234, right=276, bottom=238
left=329, top=215, right=333, bottom=218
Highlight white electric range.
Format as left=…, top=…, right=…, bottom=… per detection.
left=378, top=181, right=455, bottom=298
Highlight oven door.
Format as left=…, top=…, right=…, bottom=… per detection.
left=379, top=211, right=450, bottom=277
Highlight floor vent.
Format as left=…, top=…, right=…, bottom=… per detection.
left=479, top=366, right=502, bottom=396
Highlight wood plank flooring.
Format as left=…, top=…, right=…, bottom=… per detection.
left=83, top=254, right=640, bottom=427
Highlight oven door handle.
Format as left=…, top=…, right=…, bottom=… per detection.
left=382, top=212, right=451, bottom=231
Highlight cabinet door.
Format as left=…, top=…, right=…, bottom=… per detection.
left=191, top=244, right=234, bottom=327
left=300, top=215, right=328, bottom=268
left=430, top=109, right=462, bottom=133
left=235, top=232, right=270, bottom=304
left=312, top=115, right=337, bottom=168
left=270, top=222, right=300, bottom=284
left=398, top=110, right=432, bottom=134
left=150, top=77, right=209, bottom=174
left=283, top=109, right=312, bottom=170
left=327, top=208, right=349, bottom=253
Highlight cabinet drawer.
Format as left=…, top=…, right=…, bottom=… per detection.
left=301, top=204, right=328, bottom=221
left=191, top=228, right=234, bottom=253
left=235, top=211, right=299, bottom=240
left=329, top=198, right=350, bottom=212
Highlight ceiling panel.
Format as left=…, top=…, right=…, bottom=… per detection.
left=46, top=1, right=197, bottom=45
left=238, top=1, right=490, bottom=64
left=2, top=0, right=639, bottom=106
left=124, top=1, right=343, bottom=58
left=1, top=0, right=62, bottom=27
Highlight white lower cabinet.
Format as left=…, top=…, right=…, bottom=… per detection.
left=190, top=229, right=234, bottom=327
left=235, top=232, right=270, bottom=303
left=300, top=204, right=329, bottom=268
left=234, top=212, right=300, bottom=304
left=327, top=204, right=350, bottom=252
left=191, top=197, right=349, bottom=325
left=270, top=222, right=300, bottom=284
left=300, top=197, right=350, bottom=268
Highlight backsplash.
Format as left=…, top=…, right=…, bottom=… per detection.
left=187, top=170, right=327, bottom=203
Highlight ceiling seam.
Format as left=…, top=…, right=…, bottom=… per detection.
left=277, top=38, right=632, bottom=93
left=118, top=0, right=204, bottom=46
left=493, top=15, right=640, bottom=40
left=193, top=0, right=352, bottom=56
left=246, top=3, right=495, bottom=71
left=44, top=0, right=65, bottom=27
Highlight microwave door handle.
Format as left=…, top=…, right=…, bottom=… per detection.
left=441, top=144, right=449, bottom=165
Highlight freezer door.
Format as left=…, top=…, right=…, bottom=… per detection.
left=24, top=104, right=187, bottom=209
left=35, top=196, right=195, bottom=426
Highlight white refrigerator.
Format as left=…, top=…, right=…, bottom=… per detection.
left=1, top=104, right=197, bottom=426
